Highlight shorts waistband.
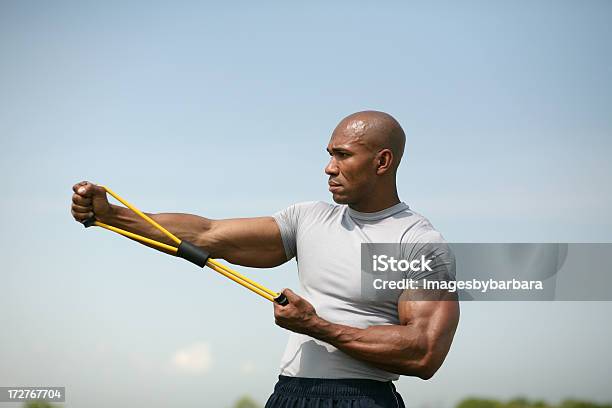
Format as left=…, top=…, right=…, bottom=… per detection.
left=273, top=375, right=395, bottom=398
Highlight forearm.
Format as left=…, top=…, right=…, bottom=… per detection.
left=275, top=290, right=458, bottom=379
left=308, top=317, right=430, bottom=377
left=101, top=204, right=217, bottom=254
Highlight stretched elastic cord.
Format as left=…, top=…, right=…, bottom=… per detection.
left=83, top=185, right=287, bottom=305
left=102, top=185, right=181, bottom=245
left=92, top=220, right=179, bottom=253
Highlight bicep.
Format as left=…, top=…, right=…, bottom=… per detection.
left=205, top=216, right=288, bottom=268
left=398, top=289, right=460, bottom=373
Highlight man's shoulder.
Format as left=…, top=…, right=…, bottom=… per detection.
left=288, top=200, right=336, bottom=210
left=400, top=208, right=448, bottom=244
left=284, top=200, right=343, bottom=220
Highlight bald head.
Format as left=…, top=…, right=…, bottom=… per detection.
left=325, top=111, right=406, bottom=210
left=332, top=111, right=406, bottom=172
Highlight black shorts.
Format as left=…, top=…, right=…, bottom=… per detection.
left=265, top=375, right=406, bottom=408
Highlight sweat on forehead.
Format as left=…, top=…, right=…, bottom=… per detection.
left=347, top=120, right=368, bottom=137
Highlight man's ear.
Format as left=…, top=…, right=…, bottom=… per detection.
left=376, top=149, right=394, bottom=175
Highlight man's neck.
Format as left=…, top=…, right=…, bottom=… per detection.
left=348, top=191, right=401, bottom=213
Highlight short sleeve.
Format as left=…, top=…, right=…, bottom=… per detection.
left=401, top=230, right=456, bottom=282
left=272, top=202, right=318, bottom=261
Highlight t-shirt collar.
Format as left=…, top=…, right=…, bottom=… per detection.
left=347, top=202, right=409, bottom=221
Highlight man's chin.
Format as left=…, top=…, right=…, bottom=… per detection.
left=331, top=193, right=351, bottom=204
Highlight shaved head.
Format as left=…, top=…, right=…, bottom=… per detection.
left=325, top=111, right=406, bottom=211
left=332, top=110, right=406, bottom=172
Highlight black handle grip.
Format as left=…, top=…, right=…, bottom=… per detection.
left=176, top=240, right=211, bottom=268
left=274, top=293, right=289, bottom=306
left=82, top=216, right=96, bottom=228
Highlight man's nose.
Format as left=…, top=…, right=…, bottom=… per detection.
left=325, top=158, right=339, bottom=176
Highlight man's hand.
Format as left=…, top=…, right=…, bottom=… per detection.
left=71, top=181, right=113, bottom=224
left=273, top=289, right=320, bottom=335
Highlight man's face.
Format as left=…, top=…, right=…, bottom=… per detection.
left=325, top=123, right=378, bottom=205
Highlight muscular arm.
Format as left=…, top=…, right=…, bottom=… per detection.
left=71, top=182, right=288, bottom=268
left=275, top=289, right=460, bottom=379
left=107, top=205, right=287, bottom=267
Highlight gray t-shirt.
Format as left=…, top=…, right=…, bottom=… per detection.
left=273, top=201, right=453, bottom=381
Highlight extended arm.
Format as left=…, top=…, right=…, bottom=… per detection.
left=70, top=181, right=287, bottom=268
left=274, top=289, right=459, bottom=379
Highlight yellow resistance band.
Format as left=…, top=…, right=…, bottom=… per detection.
left=82, top=185, right=288, bottom=305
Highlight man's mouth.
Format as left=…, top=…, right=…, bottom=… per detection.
left=328, top=181, right=342, bottom=192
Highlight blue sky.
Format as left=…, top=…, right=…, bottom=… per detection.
left=1, top=1, right=611, bottom=407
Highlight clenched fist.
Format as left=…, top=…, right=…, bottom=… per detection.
left=273, top=288, right=320, bottom=336
left=71, top=181, right=113, bottom=224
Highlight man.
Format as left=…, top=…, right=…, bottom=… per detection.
left=71, top=111, right=459, bottom=408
